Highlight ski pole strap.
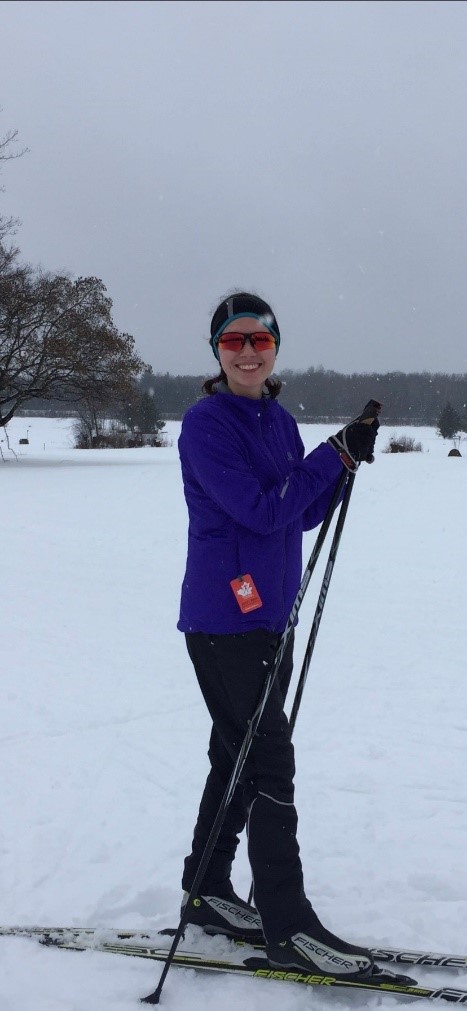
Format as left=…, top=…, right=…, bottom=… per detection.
left=328, top=398, right=382, bottom=471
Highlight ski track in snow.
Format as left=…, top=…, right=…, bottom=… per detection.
left=1, top=417, right=466, bottom=1009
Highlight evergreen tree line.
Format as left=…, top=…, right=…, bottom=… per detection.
left=137, top=367, right=467, bottom=426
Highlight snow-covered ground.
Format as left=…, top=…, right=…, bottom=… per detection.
left=1, top=415, right=466, bottom=1010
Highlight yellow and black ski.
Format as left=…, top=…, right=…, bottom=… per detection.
left=2, top=925, right=467, bottom=1003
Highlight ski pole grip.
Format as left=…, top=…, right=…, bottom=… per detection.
left=356, top=399, right=382, bottom=463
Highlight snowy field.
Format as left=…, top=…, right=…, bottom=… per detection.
left=1, top=414, right=466, bottom=1011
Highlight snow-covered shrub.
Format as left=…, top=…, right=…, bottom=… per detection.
left=383, top=434, right=423, bottom=454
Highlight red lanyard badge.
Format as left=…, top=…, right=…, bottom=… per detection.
left=230, top=574, right=263, bottom=613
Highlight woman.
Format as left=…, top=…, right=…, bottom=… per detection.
left=177, top=292, right=377, bottom=978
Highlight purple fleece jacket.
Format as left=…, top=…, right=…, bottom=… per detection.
left=177, top=389, right=344, bottom=634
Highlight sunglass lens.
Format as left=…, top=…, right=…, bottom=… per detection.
left=251, top=333, right=276, bottom=350
left=218, top=335, right=244, bottom=352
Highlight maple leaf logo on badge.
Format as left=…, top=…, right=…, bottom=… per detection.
left=230, top=574, right=262, bottom=613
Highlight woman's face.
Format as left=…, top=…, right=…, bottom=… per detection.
left=217, top=317, right=277, bottom=399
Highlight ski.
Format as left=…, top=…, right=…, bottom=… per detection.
left=137, top=957, right=465, bottom=1005
left=1, top=925, right=467, bottom=971
left=3, top=927, right=467, bottom=1004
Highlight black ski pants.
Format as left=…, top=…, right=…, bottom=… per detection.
left=182, top=629, right=313, bottom=943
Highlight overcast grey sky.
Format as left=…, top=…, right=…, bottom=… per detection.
left=1, top=0, right=466, bottom=376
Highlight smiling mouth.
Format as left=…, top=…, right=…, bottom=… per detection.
left=236, top=363, right=261, bottom=370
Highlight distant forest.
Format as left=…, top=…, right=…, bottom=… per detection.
left=138, top=368, right=467, bottom=425
left=19, top=368, right=467, bottom=426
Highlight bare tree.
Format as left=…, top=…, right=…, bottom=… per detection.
left=0, top=114, right=28, bottom=242
left=0, top=115, right=145, bottom=431
left=0, top=122, right=27, bottom=167
left=0, top=255, right=145, bottom=426
left=73, top=395, right=111, bottom=448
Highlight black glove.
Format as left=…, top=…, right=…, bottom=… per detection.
left=328, top=407, right=380, bottom=472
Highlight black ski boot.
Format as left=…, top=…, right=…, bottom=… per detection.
left=181, top=890, right=264, bottom=943
left=266, top=911, right=374, bottom=979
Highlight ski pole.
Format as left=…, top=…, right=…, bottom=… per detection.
left=245, top=397, right=382, bottom=904
left=141, top=467, right=348, bottom=1005
left=289, top=470, right=355, bottom=733
left=289, top=397, right=382, bottom=736
left=244, top=474, right=356, bottom=908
